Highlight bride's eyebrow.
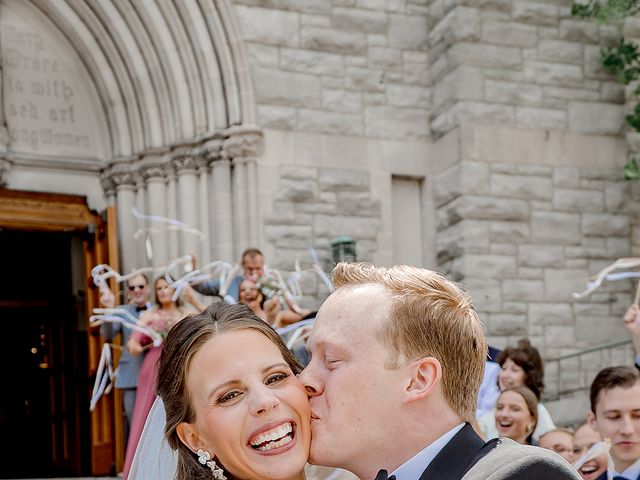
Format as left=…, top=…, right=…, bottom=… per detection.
left=206, top=362, right=291, bottom=400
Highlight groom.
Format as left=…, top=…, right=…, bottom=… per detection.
left=299, top=263, right=579, bottom=480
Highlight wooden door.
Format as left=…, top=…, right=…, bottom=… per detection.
left=0, top=189, right=121, bottom=475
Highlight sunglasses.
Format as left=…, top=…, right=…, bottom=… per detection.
left=128, top=284, right=146, bottom=291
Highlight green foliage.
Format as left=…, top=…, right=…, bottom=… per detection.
left=572, top=0, right=640, bottom=23
left=573, top=0, right=640, bottom=180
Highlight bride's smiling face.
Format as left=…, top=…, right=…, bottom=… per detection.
left=180, top=329, right=310, bottom=480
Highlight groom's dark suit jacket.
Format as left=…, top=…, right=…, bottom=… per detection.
left=415, top=423, right=580, bottom=480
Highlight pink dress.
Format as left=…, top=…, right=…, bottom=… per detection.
left=122, top=309, right=181, bottom=479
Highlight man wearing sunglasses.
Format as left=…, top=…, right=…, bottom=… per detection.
left=98, top=273, right=151, bottom=444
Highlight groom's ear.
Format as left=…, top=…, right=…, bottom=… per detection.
left=176, top=422, right=212, bottom=456
left=402, top=356, right=442, bottom=404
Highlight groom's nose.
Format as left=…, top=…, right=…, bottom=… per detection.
left=298, top=366, right=324, bottom=397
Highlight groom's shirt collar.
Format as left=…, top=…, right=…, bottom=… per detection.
left=391, top=423, right=465, bottom=480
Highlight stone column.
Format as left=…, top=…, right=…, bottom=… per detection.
left=222, top=126, right=264, bottom=258
left=211, top=157, right=234, bottom=262
left=165, top=164, right=179, bottom=261
left=197, top=156, right=212, bottom=265
left=172, top=149, right=200, bottom=259
left=111, top=169, right=137, bottom=274
left=133, top=172, right=148, bottom=268
left=232, top=157, right=249, bottom=257
left=139, top=163, right=169, bottom=267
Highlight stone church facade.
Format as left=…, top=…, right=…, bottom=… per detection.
left=0, top=0, right=635, bottom=357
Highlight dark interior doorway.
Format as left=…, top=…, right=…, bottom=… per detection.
left=0, top=229, right=90, bottom=478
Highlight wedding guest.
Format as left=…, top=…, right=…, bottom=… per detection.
left=539, top=428, right=574, bottom=462
left=495, top=386, right=539, bottom=446
left=571, top=423, right=607, bottom=480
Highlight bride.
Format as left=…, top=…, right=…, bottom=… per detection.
left=130, top=302, right=311, bottom=480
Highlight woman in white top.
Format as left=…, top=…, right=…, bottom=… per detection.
left=477, top=338, right=555, bottom=443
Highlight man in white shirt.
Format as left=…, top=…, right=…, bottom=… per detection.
left=299, top=263, right=580, bottom=480
left=589, top=366, right=640, bottom=480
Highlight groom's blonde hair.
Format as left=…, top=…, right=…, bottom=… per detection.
left=332, top=262, right=487, bottom=421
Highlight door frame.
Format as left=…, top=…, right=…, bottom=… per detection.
left=0, top=188, right=122, bottom=475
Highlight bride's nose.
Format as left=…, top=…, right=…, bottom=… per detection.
left=250, top=386, right=280, bottom=415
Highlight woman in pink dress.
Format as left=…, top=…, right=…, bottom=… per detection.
left=122, top=276, right=205, bottom=478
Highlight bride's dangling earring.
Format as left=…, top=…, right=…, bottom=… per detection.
left=197, top=449, right=227, bottom=480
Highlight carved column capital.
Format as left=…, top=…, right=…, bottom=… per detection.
left=199, top=137, right=223, bottom=165
left=170, top=146, right=200, bottom=174
left=222, top=126, right=263, bottom=161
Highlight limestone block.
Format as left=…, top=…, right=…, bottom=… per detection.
left=431, top=102, right=516, bottom=135
left=490, top=221, right=530, bottom=243
left=553, top=167, right=580, bottom=188
left=332, top=7, right=387, bottom=33
left=319, top=167, right=369, bottom=192
left=564, top=245, right=609, bottom=259
left=491, top=163, right=518, bottom=174
left=523, top=61, right=583, bottom=87
left=264, top=224, right=313, bottom=243
left=544, top=325, right=576, bottom=348
left=458, top=0, right=511, bottom=12
left=449, top=42, right=522, bottom=69
left=482, top=20, right=537, bottom=48
left=462, top=276, right=503, bottom=312
left=429, top=7, right=482, bottom=50
left=345, top=55, right=368, bottom=67
left=433, top=66, right=484, bottom=112
left=519, top=267, right=544, bottom=278
left=357, top=0, right=404, bottom=11
left=336, top=192, right=381, bottom=215
left=368, top=33, right=387, bottom=47
left=518, top=244, right=564, bottom=267
left=280, top=48, right=344, bottom=76
left=313, top=214, right=380, bottom=240
left=301, top=13, right=331, bottom=27
left=346, top=66, right=385, bottom=92
left=489, top=313, right=528, bottom=335
left=542, top=86, right=600, bottom=104
left=553, top=188, right=604, bottom=213
left=369, top=47, right=404, bottom=70
left=582, top=213, right=629, bottom=236
left=538, top=26, right=559, bottom=40
left=575, top=315, right=628, bottom=344
left=257, top=105, right=297, bottom=129
left=247, top=44, right=279, bottom=68
left=273, top=178, right=318, bottom=203
left=529, top=302, right=573, bottom=326
left=607, top=236, right=631, bottom=257
left=584, top=46, right=611, bottom=80
left=333, top=0, right=357, bottom=6
left=298, top=109, right=363, bottom=135
left=544, top=268, right=590, bottom=302
left=404, top=61, right=430, bottom=85
left=364, top=92, right=387, bottom=105
left=625, top=16, right=640, bottom=38
left=387, top=84, right=431, bottom=108
left=504, top=301, right=527, bottom=314
left=517, top=165, right=552, bottom=176
left=503, top=279, right=545, bottom=302
left=296, top=201, right=340, bottom=214
left=491, top=173, right=552, bottom=200
left=404, top=50, right=428, bottom=63
left=322, top=88, right=363, bottom=113
left=280, top=164, right=318, bottom=181
left=531, top=211, right=581, bottom=244
left=364, top=105, right=429, bottom=140
left=559, top=20, right=598, bottom=44
left=566, top=258, right=588, bottom=268
left=606, top=182, right=628, bottom=211
left=234, top=0, right=330, bottom=13
left=388, top=14, right=429, bottom=49
left=599, top=24, right=620, bottom=47
left=448, top=195, right=530, bottom=222
left=301, top=27, right=367, bottom=55
left=537, top=40, right=583, bottom=64
left=322, top=76, right=344, bottom=88
left=235, top=6, right=299, bottom=46
left=568, top=102, right=624, bottom=135
left=516, top=107, right=567, bottom=130
left=455, top=253, right=517, bottom=277
left=601, top=82, right=625, bottom=103
left=255, top=68, right=321, bottom=107
left=483, top=68, right=524, bottom=82
left=484, top=80, right=542, bottom=106
left=512, top=1, right=558, bottom=27
left=491, top=243, right=518, bottom=255
left=435, top=164, right=462, bottom=207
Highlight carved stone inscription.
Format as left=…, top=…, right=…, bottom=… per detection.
left=1, top=5, right=98, bottom=157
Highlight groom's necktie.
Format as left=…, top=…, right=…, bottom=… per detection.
left=375, top=470, right=396, bottom=480
left=613, top=477, right=628, bottom=480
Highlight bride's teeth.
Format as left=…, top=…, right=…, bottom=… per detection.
left=250, top=422, right=294, bottom=448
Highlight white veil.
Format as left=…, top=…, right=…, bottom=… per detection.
left=128, top=396, right=177, bottom=479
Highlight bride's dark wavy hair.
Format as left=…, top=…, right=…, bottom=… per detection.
left=157, top=302, right=303, bottom=480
